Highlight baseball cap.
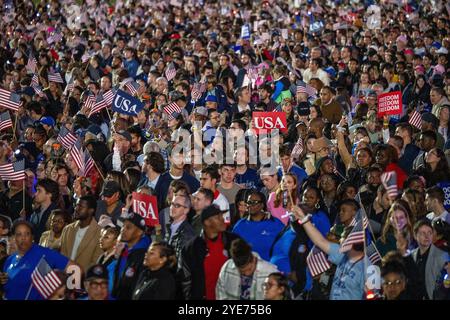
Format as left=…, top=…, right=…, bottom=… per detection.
left=86, top=264, right=109, bottom=281
left=193, top=106, right=208, bottom=117
left=205, top=95, right=218, bottom=103
left=39, top=116, right=55, bottom=127
left=119, top=212, right=146, bottom=231
left=100, top=180, right=121, bottom=197
left=201, top=204, right=227, bottom=223
left=296, top=102, right=310, bottom=116
left=114, top=130, right=132, bottom=142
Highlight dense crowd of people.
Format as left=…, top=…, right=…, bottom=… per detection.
left=0, top=0, right=449, bottom=300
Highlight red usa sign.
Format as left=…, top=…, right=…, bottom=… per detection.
left=252, top=112, right=288, bottom=135
left=131, top=192, right=159, bottom=227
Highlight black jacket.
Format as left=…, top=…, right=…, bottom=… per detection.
left=165, top=220, right=196, bottom=260
left=132, top=266, right=176, bottom=300
left=112, top=236, right=151, bottom=300
left=177, top=231, right=241, bottom=300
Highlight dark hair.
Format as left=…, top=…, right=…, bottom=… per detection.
left=381, top=260, right=407, bottom=279
left=50, top=209, right=73, bottom=225
left=246, top=189, right=267, bottom=211
left=413, top=219, right=433, bottom=235
left=124, top=167, right=141, bottom=192
left=151, top=241, right=177, bottom=269
left=231, top=119, right=247, bottom=132
left=337, top=198, right=360, bottom=212
left=267, top=272, right=291, bottom=300
left=201, top=165, right=220, bottom=181
left=79, top=195, right=97, bottom=212
left=195, top=188, right=214, bottom=203
left=230, top=238, right=253, bottom=268
left=12, top=220, right=34, bottom=235
left=420, top=130, right=437, bottom=143
left=426, top=185, right=445, bottom=204
left=36, top=178, right=60, bottom=202
left=102, top=225, right=120, bottom=238
left=144, top=152, right=165, bottom=174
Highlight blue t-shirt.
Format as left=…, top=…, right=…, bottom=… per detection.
left=277, top=164, right=308, bottom=188
left=232, top=217, right=284, bottom=261
left=3, top=244, right=69, bottom=300
left=235, top=167, right=260, bottom=189
left=328, top=243, right=367, bottom=300
left=269, top=228, right=297, bottom=274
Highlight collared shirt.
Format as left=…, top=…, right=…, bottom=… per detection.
left=147, top=175, right=160, bottom=190
left=169, top=220, right=183, bottom=242
left=426, top=210, right=450, bottom=224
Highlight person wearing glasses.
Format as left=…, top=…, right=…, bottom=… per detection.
left=232, top=190, right=284, bottom=262
left=263, top=272, right=292, bottom=300
left=381, top=260, right=409, bottom=300
left=164, top=194, right=195, bottom=260
left=82, top=264, right=111, bottom=300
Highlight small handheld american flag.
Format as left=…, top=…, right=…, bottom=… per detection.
left=57, top=126, right=78, bottom=150
left=408, top=110, right=422, bottom=130
left=26, top=54, right=38, bottom=73
left=31, top=257, right=62, bottom=299
left=0, top=159, right=26, bottom=181
left=48, top=71, right=64, bottom=84
left=0, top=111, right=12, bottom=131
left=366, top=242, right=382, bottom=265
left=291, top=137, right=304, bottom=160
left=191, top=82, right=206, bottom=101
left=124, top=80, right=140, bottom=96
left=339, top=209, right=368, bottom=253
left=165, top=62, right=177, bottom=81
left=163, top=102, right=182, bottom=120
left=69, top=139, right=84, bottom=172
left=0, top=88, right=23, bottom=112
left=307, top=245, right=331, bottom=277
left=380, top=171, right=398, bottom=199
left=82, top=149, right=95, bottom=177
left=297, top=83, right=317, bottom=97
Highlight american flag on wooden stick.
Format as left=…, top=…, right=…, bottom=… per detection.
left=82, top=149, right=95, bottom=176
left=0, top=111, right=12, bottom=131
left=83, top=94, right=96, bottom=111
left=57, top=126, right=78, bottom=150
left=307, top=245, right=331, bottom=277
left=0, top=160, right=26, bottom=180
left=0, top=88, right=23, bottom=112
left=31, top=257, right=62, bottom=299
left=88, top=90, right=115, bottom=117
left=366, top=242, right=382, bottom=265
left=339, top=210, right=367, bottom=253
left=69, top=139, right=84, bottom=172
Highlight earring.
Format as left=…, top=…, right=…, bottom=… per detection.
left=315, top=202, right=320, bottom=209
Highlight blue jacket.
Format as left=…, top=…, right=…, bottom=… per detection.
left=3, top=244, right=69, bottom=300
left=398, top=143, right=420, bottom=174
left=124, top=59, right=139, bottom=79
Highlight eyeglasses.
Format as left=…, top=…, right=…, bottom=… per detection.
left=171, top=203, right=187, bottom=209
left=89, top=280, right=108, bottom=289
left=383, top=279, right=403, bottom=287
left=246, top=200, right=262, bottom=206
left=261, top=282, right=277, bottom=290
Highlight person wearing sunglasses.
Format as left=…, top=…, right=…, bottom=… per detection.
left=232, top=190, right=284, bottom=262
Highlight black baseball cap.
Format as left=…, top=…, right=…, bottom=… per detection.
left=119, top=212, right=146, bottom=231
left=115, top=130, right=132, bottom=142
left=100, top=180, right=121, bottom=197
left=86, top=264, right=108, bottom=281
left=201, top=205, right=227, bottom=223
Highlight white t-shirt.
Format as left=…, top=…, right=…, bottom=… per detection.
left=70, top=226, right=89, bottom=260
left=213, top=192, right=230, bottom=223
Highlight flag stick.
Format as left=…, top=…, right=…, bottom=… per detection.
left=22, top=179, right=25, bottom=214
left=12, top=112, right=19, bottom=142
